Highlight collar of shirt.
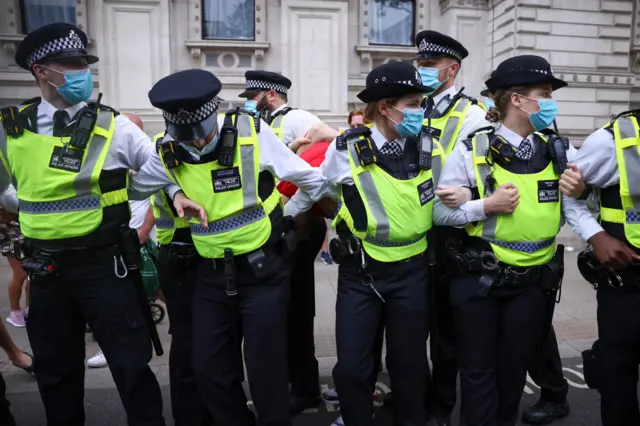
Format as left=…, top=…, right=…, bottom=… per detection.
left=272, top=104, right=289, bottom=115
left=370, top=124, right=405, bottom=150
left=39, top=98, right=86, bottom=123
left=496, top=125, right=534, bottom=150
left=430, top=85, right=457, bottom=106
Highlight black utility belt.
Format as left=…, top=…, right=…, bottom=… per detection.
left=449, top=248, right=546, bottom=288
left=160, top=243, right=199, bottom=260
left=23, top=244, right=121, bottom=275
left=328, top=235, right=424, bottom=265
left=578, top=248, right=640, bottom=289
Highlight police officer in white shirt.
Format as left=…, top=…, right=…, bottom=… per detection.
left=239, top=71, right=321, bottom=148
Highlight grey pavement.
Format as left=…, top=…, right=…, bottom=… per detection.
left=0, top=225, right=604, bottom=425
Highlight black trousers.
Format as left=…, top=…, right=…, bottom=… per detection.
left=0, top=373, right=15, bottom=426
left=528, top=325, right=568, bottom=402
left=157, top=246, right=213, bottom=426
left=26, top=250, right=165, bottom=426
left=451, top=274, right=547, bottom=426
left=288, top=217, right=326, bottom=399
left=334, top=254, right=428, bottom=426
left=192, top=249, right=292, bottom=426
left=426, top=275, right=458, bottom=418
left=596, top=284, right=640, bottom=426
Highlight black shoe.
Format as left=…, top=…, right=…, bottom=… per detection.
left=290, top=395, right=321, bottom=416
left=382, top=391, right=394, bottom=409
left=521, top=400, right=570, bottom=425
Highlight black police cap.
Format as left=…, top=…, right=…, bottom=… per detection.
left=148, top=69, right=222, bottom=142
left=239, top=70, right=292, bottom=98
left=414, top=30, right=468, bottom=63
left=15, top=23, right=98, bottom=71
left=485, top=55, right=567, bottom=93
left=357, top=61, right=429, bottom=103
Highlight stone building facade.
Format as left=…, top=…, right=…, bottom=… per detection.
left=0, top=0, right=638, bottom=144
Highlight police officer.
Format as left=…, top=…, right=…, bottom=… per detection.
left=131, top=68, right=328, bottom=426
left=433, top=55, right=602, bottom=426
left=240, top=71, right=324, bottom=414
left=559, top=111, right=640, bottom=426
left=0, top=23, right=165, bottom=425
left=239, top=71, right=321, bottom=149
left=286, top=60, right=448, bottom=426
left=383, top=30, right=490, bottom=423
left=481, top=74, right=571, bottom=425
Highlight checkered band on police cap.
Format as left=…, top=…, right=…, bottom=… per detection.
left=245, top=79, right=289, bottom=95
left=418, top=39, right=463, bottom=62
left=26, top=29, right=86, bottom=68
left=163, top=96, right=221, bottom=125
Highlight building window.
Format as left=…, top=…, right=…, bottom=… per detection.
left=202, top=0, right=255, bottom=40
left=20, top=0, right=76, bottom=34
left=369, top=0, right=415, bottom=46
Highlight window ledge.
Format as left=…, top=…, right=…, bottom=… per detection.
left=355, top=45, right=416, bottom=63
left=185, top=39, right=270, bottom=60
left=0, top=34, right=94, bottom=54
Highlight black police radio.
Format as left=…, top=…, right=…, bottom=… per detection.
left=418, top=116, right=434, bottom=170
left=218, top=108, right=240, bottom=167
left=546, top=119, right=569, bottom=174
left=69, top=93, right=101, bottom=150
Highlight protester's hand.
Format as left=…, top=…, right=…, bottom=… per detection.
left=484, top=182, right=519, bottom=215
left=290, top=137, right=312, bottom=153
left=137, top=229, right=150, bottom=245
left=434, top=185, right=472, bottom=209
left=305, top=122, right=340, bottom=144
left=559, top=164, right=585, bottom=198
left=589, top=231, right=640, bottom=270
left=173, top=192, right=207, bottom=227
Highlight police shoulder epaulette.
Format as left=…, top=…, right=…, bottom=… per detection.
left=92, top=103, right=119, bottom=116
left=462, top=138, right=473, bottom=151
left=335, top=134, right=347, bottom=151
left=467, top=125, right=495, bottom=140
left=460, top=92, right=479, bottom=106
left=611, top=108, right=640, bottom=123
left=536, top=128, right=557, bottom=137
left=19, top=96, right=41, bottom=107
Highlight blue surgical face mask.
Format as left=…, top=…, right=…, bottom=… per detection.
left=180, top=131, right=220, bottom=158
left=390, top=106, right=424, bottom=138
left=484, top=98, right=495, bottom=109
left=520, top=96, right=558, bottom=131
left=418, top=65, right=452, bottom=95
left=244, top=100, right=258, bottom=113
left=45, top=66, right=93, bottom=105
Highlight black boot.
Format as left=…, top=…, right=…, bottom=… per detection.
left=290, top=394, right=321, bottom=416
left=521, top=399, right=570, bottom=425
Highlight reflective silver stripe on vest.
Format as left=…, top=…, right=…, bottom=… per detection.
left=18, top=111, right=113, bottom=214
left=190, top=206, right=265, bottom=235
left=365, top=232, right=427, bottom=248
left=237, top=115, right=258, bottom=209
left=439, top=99, right=469, bottom=153
left=271, top=115, right=285, bottom=131
left=347, top=142, right=390, bottom=240
left=432, top=155, right=442, bottom=186
left=617, top=117, right=640, bottom=199
left=152, top=192, right=174, bottom=229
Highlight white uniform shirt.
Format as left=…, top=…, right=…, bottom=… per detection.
left=130, top=116, right=328, bottom=208
left=129, top=198, right=157, bottom=243
left=283, top=125, right=405, bottom=217
left=433, top=125, right=603, bottom=243
left=569, top=127, right=620, bottom=189
left=272, top=104, right=322, bottom=146
left=0, top=184, right=18, bottom=213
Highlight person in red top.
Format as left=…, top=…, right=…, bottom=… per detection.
left=274, top=122, right=336, bottom=415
